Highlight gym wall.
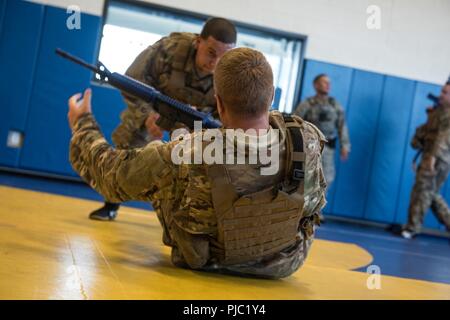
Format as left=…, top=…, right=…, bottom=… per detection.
left=0, top=0, right=448, bottom=230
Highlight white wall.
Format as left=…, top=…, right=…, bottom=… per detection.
left=27, top=0, right=103, bottom=16
left=26, top=0, right=450, bottom=84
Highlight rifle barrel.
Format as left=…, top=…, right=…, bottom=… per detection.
left=55, top=48, right=101, bottom=74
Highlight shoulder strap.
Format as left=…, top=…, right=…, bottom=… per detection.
left=328, top=97, right=338, bottom=109
left=170, top=33, right=196, bottom=71
left=307, top=97, right=316, bottom=106
left=281, top=113, right=305, bottom=194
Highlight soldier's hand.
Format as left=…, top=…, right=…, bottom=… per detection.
left=145, top=112, right=164, bottom=140
left=340, top=148, right=349, bottom=161
left=68, top=88, right=92, bottom=130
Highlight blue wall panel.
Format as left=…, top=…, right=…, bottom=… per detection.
left=395, top=82, right=442, bottom=229
left=90, top=84, right=126, bottom=146
left=299, top=60, right=353, bottom=214
left=331, top=70, right=384, bottom=218
left=0, top=0, right=6, bottom=34
left=300, top=60, right=446, bottom=229
left=440, top=181, right=450, bottom=230
left=0, top=0, right=44, bottom=167
left=19, top=7, right=102, bottom=176
left=364, top=77, right=416, bottom=223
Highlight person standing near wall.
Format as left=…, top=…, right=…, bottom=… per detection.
left=88, top=17, right=237, bottom=221
left=292, top=74, right=350, bottom=221
left=400, top=79, right=450, bottom=239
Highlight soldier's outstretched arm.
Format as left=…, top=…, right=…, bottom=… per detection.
left=68, top=89, right=174, bottom=203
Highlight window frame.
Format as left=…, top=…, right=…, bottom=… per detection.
left=95, top=0, right=308, bottom=109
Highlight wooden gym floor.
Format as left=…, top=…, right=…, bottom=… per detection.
left=0, top=172, right=449, bottom=299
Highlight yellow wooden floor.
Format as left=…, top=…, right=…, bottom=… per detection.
left=0, top=185, right=449, bottom=299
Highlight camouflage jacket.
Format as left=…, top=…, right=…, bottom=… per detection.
left=112, top=32, right=216, bottom=148
left=293, top=96, right=351, bottom=151
left=70, top=111, right=326, bottom=270
left=412, top=104, right=450, bottom=163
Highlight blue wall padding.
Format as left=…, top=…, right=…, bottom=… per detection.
left=441, top=181, right=450, bottom=230
left=90, top=84, right=126, bottom=146
left=395, top=82, right=443, bottom=229
left=0, top=0, right=6, bottom=34
left=272, top=87, right=282, bottom=110
left=300, top=58, right=447, bottom=229
left=332, top=70, right=385, bottom=219
left=0, top=1, right=448, bottom=229
left=299, top=60, right=353, bottom=214
left=18, top=6, right=101, bottom=176
left=364, top=77, right=416, bottom=223
left=0, top=0, right=45, bottom=167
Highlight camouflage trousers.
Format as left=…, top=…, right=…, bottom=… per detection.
left=322, top=145, right=336, bottom=189
left=112, top=123, right=153, bottom=149
left=405, top=157, right=450, bottom=233
left=111, top=98, right=157, bottom=149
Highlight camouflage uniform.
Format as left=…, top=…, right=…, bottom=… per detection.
left=293, top=96, right=350, bottom=187
left=112, top=32, right=216, bottom=149
left=405, top=104, right=450, bottom=233
left=70, top=111, right=327, bottom=279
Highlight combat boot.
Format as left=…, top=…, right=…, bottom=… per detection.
left=89, top=202, right=120, bottom=221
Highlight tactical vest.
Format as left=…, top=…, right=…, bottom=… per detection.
left=207, top=112, right=326, bottom=265
left=159, top=33, right=216, bottom=114
left=304, top=96, right=339, bottom=143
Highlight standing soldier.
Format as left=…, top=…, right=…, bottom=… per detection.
left=67, top=48, right=327, bottom=278
left=401, top=79, right=450, bottom=239
left=292, top=74, right=350, bottom=220
left=89, top=17, right=237, bottom=221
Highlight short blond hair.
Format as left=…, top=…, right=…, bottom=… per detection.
left=214, top=47, right=273, bottom=117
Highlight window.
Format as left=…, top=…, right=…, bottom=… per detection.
left=98, top=0, right=307, bottom=112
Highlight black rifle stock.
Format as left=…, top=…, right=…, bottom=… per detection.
left=426, top=76, right=450, bottom=109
